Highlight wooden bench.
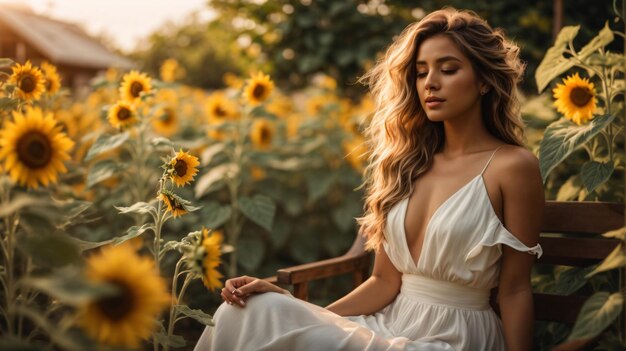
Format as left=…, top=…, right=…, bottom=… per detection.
left=273, top=201, right=624, bottom=349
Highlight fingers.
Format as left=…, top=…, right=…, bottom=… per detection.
left=222, top=276, right=253, bottom=307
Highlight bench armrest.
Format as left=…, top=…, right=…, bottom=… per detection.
left=276, top=251, right=371, bottom=300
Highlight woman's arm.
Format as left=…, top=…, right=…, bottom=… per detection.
left=325, top=243, right=402, bottom=316
left=496, top=147, right=544, bottom=351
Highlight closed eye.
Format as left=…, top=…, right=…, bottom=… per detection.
left=441, top=69, right=457, bottom=75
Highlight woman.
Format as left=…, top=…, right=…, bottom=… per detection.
left=195, top=8, right=543, bottom=351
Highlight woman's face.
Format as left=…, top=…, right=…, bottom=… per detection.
left=415, top=34, right=485, bottom=123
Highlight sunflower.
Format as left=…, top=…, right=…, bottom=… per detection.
left=250, top=119, right=275, bottom=150
left=205, top=92, right=237, bottom=124
left=152, top=106, right=178, bottom=136
left=7, top=61, right=46, bottom=101
left=119, top=70, right=152, bottom=103
left=160, top=58, right=185, bottom=83
left=158, top=190, right=189, bottom=217
left=196, top=228, right=224, bottom=290
left=265, top=94, right=294, bottom=118
left=250, top=165, right=266, bottom=181
left=0, top=107, right=74, bottom=189
left=78, top=244, right=170, bottom=348
left=41, top=61, right=61, bottom=94
left=107, top=101, right=138, bottom=129
left=223, top=72, right=244, bottom=89
left=243, top=72, right=274, bottom=106
left=552, top=73, right=597, bottom=125
left=168, top=150, right=200, bottom=187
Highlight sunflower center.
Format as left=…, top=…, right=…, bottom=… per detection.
left=17, top=131, right=52, bottom=169
left=117, top=107, right=131, bottom=121
left=96, top=280, right=135, bottom=322
left=174, top=159, right=188, bottom=177
left=130, top=82, right=144, bottom=98
left=45, top=79, right=52, bottom=91
left=19, top=75, right=36, bottom=93
left=214, top=106, right=226, bottom=118
left=260, top=127, right=271, bottom=143
left=252, top=84, right=265, bottom=99
left=570, top=86, right=593, bottom=107
left=161, top=109, right=174, bottom=124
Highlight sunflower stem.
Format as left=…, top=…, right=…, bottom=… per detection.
left=164, top=258, right=185, bottom=351
left=1, top=186, right=17, bottom=337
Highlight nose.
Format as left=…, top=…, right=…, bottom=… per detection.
left=424, top=72, right=439, bottom=92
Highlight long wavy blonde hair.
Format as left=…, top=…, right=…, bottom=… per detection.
left=356, top=8, right=526, bottom=251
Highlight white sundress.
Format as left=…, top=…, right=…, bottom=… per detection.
left=194, top=146, right=543, bottom=351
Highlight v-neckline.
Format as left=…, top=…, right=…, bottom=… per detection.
left=401, top=174, right=483, bottom=267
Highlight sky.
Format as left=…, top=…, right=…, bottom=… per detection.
left=0, top=0, right=216, bottom=52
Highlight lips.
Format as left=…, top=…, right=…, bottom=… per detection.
left=425, top=96, right=445, bottom=102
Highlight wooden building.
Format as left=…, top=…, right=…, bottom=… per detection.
left=0, top=4, right=134, bottom=92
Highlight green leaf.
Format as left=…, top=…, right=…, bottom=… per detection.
left=20, top=270, right=117, bottom=305
left=332, top=199, right=362, bottom=232
left=581, top=161, right=614, bottom=193
left=201, top=143, right=227, bottom=165
left=84, top=132, right=129, bottom=161
left=306, top=170, right=335, bottom=202
left=174, top=305, right=214, bottom=326
left=539, top=114, right=615, bottom=182
left=116, top=201, right=157, bottom=218
left=0, top=58, right=14, bottom=67
left=0, top=194, right=48, bottom=217
left=289, top=230, right=320, bottom=263
left=567, top=292, right=623, bottom=341
left=0, top=97, right=18, bottom=110
left=578, top=22, right=614, bottom=60
left=195, top=163, right=236, bottom=197
left=17, top=233, right=82, bottom=268
left=87, top=161, right=119, bottom=188
left=67, top=236, right=111, bottom=251
left=151, top=136, right=173, bottom=149
left=110, top=224, right=154, bottom=246
left=552, top=266, right=594, bottom=295
left=586, top=244, right=626, bottom=278
left=202, top=202, right=232, bottom=228
left=270, top=218, right=291, bottom=249
left=153, top=331, right=186, bottom=348
left=238, top=195, right=276, bottom=232
left=237, top=236, right=265, bottom=271
left=535, top=25, right=580, bottom=92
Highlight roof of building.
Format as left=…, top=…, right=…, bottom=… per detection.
left=0, top=5, right=134, bottom=70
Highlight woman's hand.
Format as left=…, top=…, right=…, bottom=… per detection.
left=221, top=276, right=290, bottom=307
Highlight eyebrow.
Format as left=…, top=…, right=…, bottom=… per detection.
left=415, top=56, right=462, bottom=65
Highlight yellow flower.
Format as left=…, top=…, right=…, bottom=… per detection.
left=152, top=106, right=178, bottom=136
left=250, top=119, right=275, bottom=150
left=198, top=228, right=223, bottom=291
left=205, top=92, right=238, bottom=124
left=160, top=58, right=185, bottom=83
left=7, top=61, right=46, bottom=101
left=243, top=72, right=274, bottom=106
left=79, top=244, right=170, bottom=349
left=0, top=107, right=74, bottom=189
left=342, top=136, right=369, bottom=172
left=552, top=73, right=597, bottom=125
left=168, top=150, right=200, bottom=187
left=207, top=128, right=228, bottom=141
left=158, top=190, right=189, bottom=217
left=41, top=61, right=61, bottom=94
left=223, top=72, right=244, bottom=89
left=107, top=101, right=138, bottom=129
left=265, top=94, right=294, bottom=118
left=119, top=70, right=152, bottom=103
left=285, top=114, right=301, bottom=140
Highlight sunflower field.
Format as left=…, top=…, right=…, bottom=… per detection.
left=0, top=1, right=625, bottom=350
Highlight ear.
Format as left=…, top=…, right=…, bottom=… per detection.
left=479, top=83, right=490, bottom=96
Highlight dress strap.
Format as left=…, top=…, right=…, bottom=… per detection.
left=479, top=145, right=505, bottom=176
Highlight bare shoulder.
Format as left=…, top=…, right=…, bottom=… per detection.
left=492, top=145, right=540, bottom=178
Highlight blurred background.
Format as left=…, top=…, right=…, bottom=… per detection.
left=0, top=1, right=622, bottom=350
